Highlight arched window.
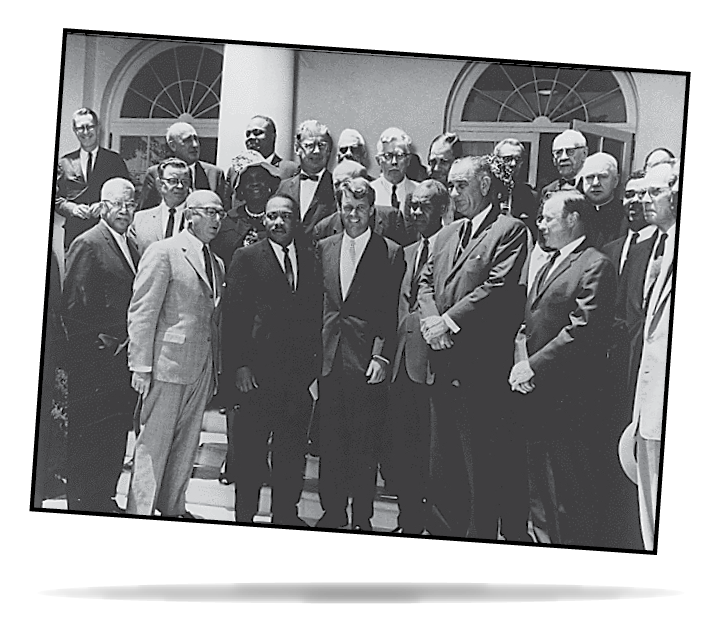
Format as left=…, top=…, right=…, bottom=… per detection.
left=107, top=43, right=224, bottom=190
left=447, top=63, right=637, bottom=187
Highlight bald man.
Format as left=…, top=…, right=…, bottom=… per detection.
left=138, top=122, right=228, bottom=210
left=62, top=177, right=140, bottom=513
left=127, top=190, right=226, bottom=518
left=539, top=130, right=589, bottom=201
left=579, top=152, right=624, bottom=248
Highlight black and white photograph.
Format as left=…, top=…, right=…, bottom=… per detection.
left=9, top=5, right=709, bottom=613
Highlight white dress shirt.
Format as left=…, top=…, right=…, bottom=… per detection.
left=543, top=235, right=587, bottom=286
left=159, top=200, right=187, bottom=238
left=340, top=227, right=371, bottom=299
left=527, top=242, right=551, bottom=294
left=371, top=175, right=420, bottom=214
left=268, top=239, right=298, bottom=289
left=299, top=169, right=325, bottom=220
left=80, top=147, right=99, bottom=181
left=618, top=225, right=656, bottom=274
left=100, top=219, right=135, bottom=274
left=645, top=223, right=676, bottom=314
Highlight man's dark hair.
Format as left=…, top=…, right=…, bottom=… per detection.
left=557, top=189, right=596, bottom=230
left=267, top=193, right=298, bottom=213
left=72, top=107, right=99, bottom=128
left=407, top=179, right=450, bottom=216
left=157, top=157, right=190, bottom=178
left=339, top=177, right=375, bottom=208
left=429, top=132, right=462, bottom=159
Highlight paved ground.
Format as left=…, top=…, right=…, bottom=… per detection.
left=42, top=407, right=401, bottom=532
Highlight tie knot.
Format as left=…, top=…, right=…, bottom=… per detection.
left=169, top=207, right=176, bottom=214
left=300, top=172, right=319, bottom=182
left=422, top=237, right=429, bottom=248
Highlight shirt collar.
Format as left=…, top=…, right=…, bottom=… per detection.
left=80, top=147, right=99, bottom=160
left=381, top=175, right=406, bottom=189
left=630, top=225, right=656, bottom=242
left=301, top=168, right=325, bottom=182
left=344, top=226, right=372, bottom=248
left=99, top=217, right=126, bottom=243
left=558, top=234, right=586, bottom=262
left=467, top=204, right=493, bottom=237
left=160, top=199, right=186, bottom=212
left=185, top=228, right=207, bottom=251
left=268, top=238, right=295, bottom=255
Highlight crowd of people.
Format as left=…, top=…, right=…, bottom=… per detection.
left=36, top=104, right=680, bottom=551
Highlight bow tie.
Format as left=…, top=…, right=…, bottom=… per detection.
left=300, top=172, right=319, bottom=182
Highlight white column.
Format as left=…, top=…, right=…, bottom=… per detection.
left=217, top=44, right=296, bottom=171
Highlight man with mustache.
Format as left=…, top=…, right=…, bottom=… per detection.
left=138, top=122, right=228, bottom=211
left=222, top=194, right=321, bottom=526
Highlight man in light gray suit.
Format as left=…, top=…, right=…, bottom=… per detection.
left=126, top=190, right=226, bottom=518
left=129, top=158, right=192, bottom=256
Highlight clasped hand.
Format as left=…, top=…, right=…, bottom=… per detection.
left=420, top=315, right=453, bottom=350
left=508, top=360, right=535, bottom=394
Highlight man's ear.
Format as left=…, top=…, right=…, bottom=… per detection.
left=167, top=139, right=176, bottom=154
left=480, top=175, right=492, bottom=197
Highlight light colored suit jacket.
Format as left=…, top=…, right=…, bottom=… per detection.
left=633, top=262, right=673, bottom=441
left=128, top=229, right=225, bottom=385
left=128, top=205, right=165, bottom=256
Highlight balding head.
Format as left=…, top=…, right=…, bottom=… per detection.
left=580, top=153, right=620, bottom=205
left=187, top=189, right=222, bottom=210
left=166, top=122, right=200, bottom=165
left=185, top=190, right=224, bottom=244
left=552, top=130, right=588, bottom=180
left=337, top=129, right=368, bottom=166
left=101, top=177, right=135, bottom=202
left=100, top=178, right=136, bottom=234
left=332, top=159, right=369, bottom=192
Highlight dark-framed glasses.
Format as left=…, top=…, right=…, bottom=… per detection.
left=624, top=189, right=648, bottom=200
left=300, top=139, right=329, bottom=153
left=75, top=124, right=96, bottom=133
left=193, top=207, right=227, bottom=219
left=161, top=177, right=191, bottom=189
left=379, top=152, right=408, bottom=164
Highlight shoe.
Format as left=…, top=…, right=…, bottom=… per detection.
left=316, top=512, right=349, bottom=529
left=218, top=472, right=232, bottom=485
left=176, top=511, right=202, bottom=520
left=390, top=526, right=404, bottom=534
left=352, top=522, right=373, bottom=532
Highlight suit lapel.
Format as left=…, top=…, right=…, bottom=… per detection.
left=195, top=162, right=209, bottom=190
left=448, top=207, right=499, bottom=282
left=324, top=234, right=343, bottom=305
left=531, top=242, right=588, bottom=307
left=98, top=223, right=135, bottom=276
left=345, top=232, right=380, bottom=302
left=69, top=151, right=85, bottom=183
left=303, top=171, right=332, bottom=224
left=260, top=239, right=292, bottom=293
left=180, top=233, right=212, bottom=291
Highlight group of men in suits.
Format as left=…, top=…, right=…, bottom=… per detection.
left=47, top=106, right=678, bottom=551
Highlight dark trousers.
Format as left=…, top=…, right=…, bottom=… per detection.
left=229, top=375, right=310, bottom=522
left=319, top=351, right=387, bottom=526
left=66, top=385, right=134, bottom=512
left=380, top=374, right=431, bottom=533
left=526, top=436, right=606, bottom=547
left=429, top=380, right=529, bottom=539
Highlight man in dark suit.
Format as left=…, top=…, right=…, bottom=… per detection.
left=418, top=156, right=529, bottom=540
left=538, top=130, right=589, bottom=201
left=602, top=170, right=656, bottom=276
left=427, top=133, right=462, bottom=226
left=382, top=179, right=447, bottom=535
left=138, top=122, right=228, bottom=211
left=62, top=177, right=140, bottom=513
left=55, top=108, right=131, bottom=249
left=222, top=195, right=321, bottom=526
left=579, top=152, right=625, bottom=248
left=313, top=160, right=410, bottom=246
left=276, top=120, right=336, bottom=238
left=316, top=177, right=405, bottom=531
left=492, top=138, right=538, bottom=237
left=243, top=115, right=299, bottom=180
left=510, top=189, right=617, bottom=547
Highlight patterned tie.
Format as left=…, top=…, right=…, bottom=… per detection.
left=86, top=151, right=93, bottom=184
left=453, top=220, right=473, bottom=266
left=410, top=237, right=429, bottom=309
left=202, top=244, right=214, bottom=295
left=165, top=207, right=176, bottom=238
left=391, top=184, right=399, bottom=211
left=535, top=250, right=561, bottom=296
left=283, top=245, right=295, bottom=292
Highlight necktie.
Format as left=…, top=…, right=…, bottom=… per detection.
left=453, top=220, right=473, bottom=266
left=300, top=172, right=319, bottom=182
left=343, top=238, right=357, bottom=298
left=190, top=166, right=195, bottom=190
left=391, top=184, right=399, bottom=211
left=654, top=232, right=668, bottom=259
left=86, top=151, right=93, bottom=184
left=621, top=231, right=639, bottom=273
left=410, top=237, right=429, bottom=308
left=645, top=233, right=669, bottom=310
left=283, top=246, right=295, bottom=292
left=179, top=211, right=185, bottom=232
left=202, top=244, right=214, bottom=295
left=165, top=207, right=176, bottom=238
left=535, top=250, right=561, bottom=295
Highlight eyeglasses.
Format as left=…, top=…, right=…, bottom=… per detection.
left=264, top=210, right=294, bottom=221
left=339, top=145, right=360, bottom=154
left=75, top=124, right=96, bottom=133
left=104, top=200, right=137, bottom=212
left=340, top=204, right=370, bottom=215
left=552, top=146, right=585, bottom=158
left=645, top=185, right=671, bottom=198
left=300, top=140, right=330, bottom=153
left=379, top=152, right=408, bottom=164
left=624, top=189, right=648, bottom=200
left=161, top=177, right=191, bottom=189
left=193, top=207, right=226, bottom=219
left=499, top=155, right=521, bottom=164
left=583, top=173, right=612, bottom=183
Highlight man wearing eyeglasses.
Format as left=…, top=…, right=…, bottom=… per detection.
left=335, top=129, right=371, bottom=171
left=276, top=120, right=336, bottom=238
left=126, top=190, right=226, bottom=518
left=221, top=194, right=321, bottom=526
left=138, top=122, right=228, bottom=211
left=129, top=158, right=192, bottom=256
left=243, top=115, right=299, bottom=180
left=371, top=127, right=420, bottom=217
left=316, top=177, right=405, bottom=531
left=62, top=177, right=140, bottom=514
left=538, top=130, right=589, bottom=202
left=56, top=108, right=131, bottom=249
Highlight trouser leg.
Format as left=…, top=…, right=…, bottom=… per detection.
left=636, top=435, right=661, bottom=551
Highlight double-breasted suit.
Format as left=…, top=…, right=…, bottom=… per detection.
left=418, top=208, right=529, bottom=539
left=317, top=231, right=405, bottom=527
left=62, top=221, right=139, bottom=512
left=126, top=229, right=225, bottom=516
left=138, top=161, right=228, bottom=211
left=515, top=239, right=617, bottom=547
left=221, top=238, right=321, bottom=523
left=277, top=171, right=336, bottom=239
left=55, top=147, right=131, bottom=248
